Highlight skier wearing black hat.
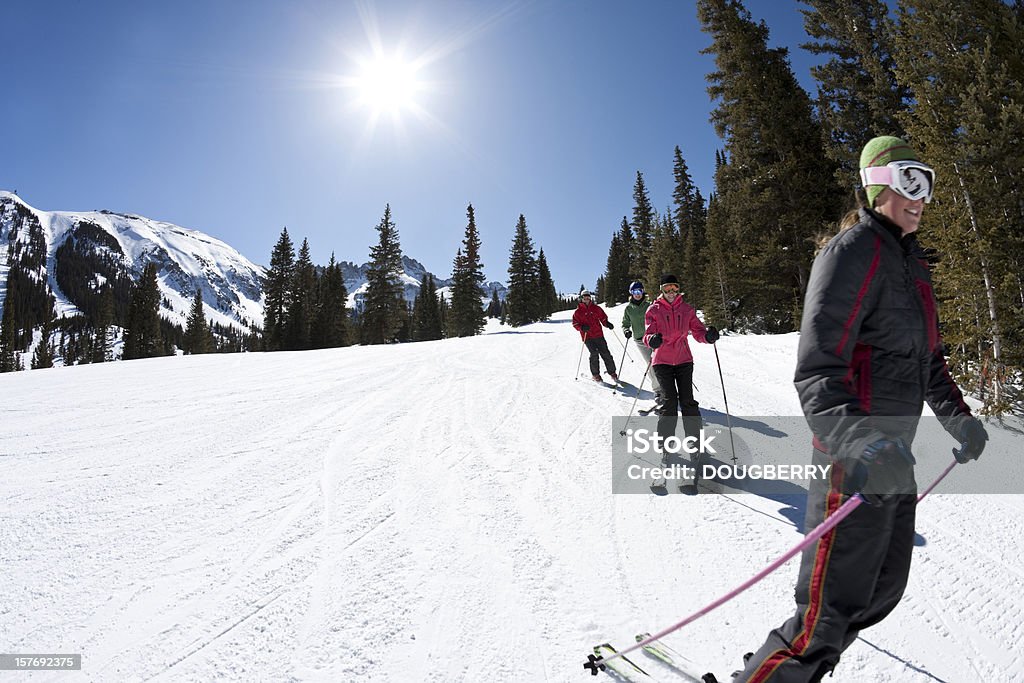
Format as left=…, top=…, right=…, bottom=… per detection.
left=643, top=274, right=719, bottom=454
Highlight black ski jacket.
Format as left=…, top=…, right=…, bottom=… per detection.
left=794, top=208, right=972, bottom=459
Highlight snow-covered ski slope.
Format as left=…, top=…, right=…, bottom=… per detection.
left=2, top=307, right=1022, bottom=682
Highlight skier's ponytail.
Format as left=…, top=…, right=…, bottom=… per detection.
left=813, top=190, right=868, bottom=255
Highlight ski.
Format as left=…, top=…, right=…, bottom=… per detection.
left=585, top=643, right=660, bottom=681
left=635, top=633, right=720, bottom=683
left=612, top=378, right=636, bottom=394
left=580, top=374, right=622, bottom=392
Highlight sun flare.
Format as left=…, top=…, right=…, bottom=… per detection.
left=353, top=55, right=424, bottom=115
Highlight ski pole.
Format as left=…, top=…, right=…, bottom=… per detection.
left=606, top=329, right=630, bottom=366
left=618, top=331, right=634, bottom=362
left=585, top=462, right=959, bottom=673
left=615, top=337, right=631, bottom=380
left=712, top=342, right=736, bottom=464
left=917, top=458, right=958, bottom=502
left=575, top=332, right=588, bottom=380
left=618, top=357, right=653, bottom=436
left=588, top=493, right=863, bottom=672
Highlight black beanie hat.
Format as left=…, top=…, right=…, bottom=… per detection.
left=660, top=274, right=679, bottom=287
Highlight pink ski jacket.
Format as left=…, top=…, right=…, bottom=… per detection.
left=643, top=294, right=709, bottom=365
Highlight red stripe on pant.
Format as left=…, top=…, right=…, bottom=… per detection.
left=746, top=468, right=846, bottom=683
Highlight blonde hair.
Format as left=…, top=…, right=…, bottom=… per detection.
left=812, top=191, right=865, bottom=254
left=839, top=208, right=862, bottom=231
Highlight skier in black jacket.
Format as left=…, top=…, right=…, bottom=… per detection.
left=735, top=136, right=988, bottom=683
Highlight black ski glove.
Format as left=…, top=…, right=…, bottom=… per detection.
left=648, top=333, right=663, bottom=349
left=603, top=320, right=613, bottom=329
left=624, top=329, right=632, bottom=339
left=580, top=324, right=590, bottom=332
left=705, top=326, right=720, bottom=344
left=954, top=418, right=988, bottom=463
left=840, top=438, right=916, bottom=506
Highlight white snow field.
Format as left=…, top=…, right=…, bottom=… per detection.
left=2, top=308, right=1022, bottom=682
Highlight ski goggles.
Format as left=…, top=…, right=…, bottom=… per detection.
left=630, top=288, right=645, bottom=297
left=660, top=284, right=680, bottom=294
left=859, top=160, right=935, bottom=203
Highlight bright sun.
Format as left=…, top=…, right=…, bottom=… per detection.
left=354, top=55, right=424, bottom=115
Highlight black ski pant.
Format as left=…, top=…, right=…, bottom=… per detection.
left=735, top=448, right=917, bottom=683
left=653, top=362, right=702, bottom=460
left=585, top=337, right=616, bottom=377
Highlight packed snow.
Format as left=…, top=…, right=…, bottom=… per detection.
left=1, top=307, right=1021, bottom=682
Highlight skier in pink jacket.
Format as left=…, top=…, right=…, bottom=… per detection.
left=643, top=274, right=719, bottom=454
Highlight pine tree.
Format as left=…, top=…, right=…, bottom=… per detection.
left=449, top=204, right=488, bottom=337
left=614, top=218, right=630, bottom=286
left=362, top=205, right=405, bottom=344
left=601, top=232, right=623, bottom=304
left=263, top=227, right=295, bottom=351
left=347, top=311, right=362, bottom=348
left=286, top=238, right=317, bottom=350
left=801, top=0, right=910, bottom=185
left=701, top=191, right=732, bottom=327
left=536, top=248, right=558, bottom=319
left=413, top=272, right=444, bottom=341
left=30, top=320, right=55, bottom=369
left=122, top=263, right=163, bottom=360
left=1, top=303, right=21, bottom=372
left=601, top=218, right=634, bottom=305
left=631, top=172, right=656, bottom=279
left=893, top=0, right=1024, bottom=412
left=439, top=293, right=450, bottom=333
left=312, top=254, right=349, bottom=349
left=487, top=288, right=501, bottom=318
left=91, top=286, right=114, bottom=363
left=645, top=211, right=678, bottom=299
left=698, top=0, right=842, bottom=332
left=505, top=214, right=540, bottom=327
left=395, top=301, right=414, bottom=343
left=62, top=326, right=75, bottom=366
left=672, top=146, right=708, bottom=305
left=184, top=288, right=213, bottom=354
left=1, top=212, right=54, bottom=352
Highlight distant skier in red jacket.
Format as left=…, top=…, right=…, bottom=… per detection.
left=572, top=290, right=618, bottom=382
left=643, top=274, right=719, bottom=450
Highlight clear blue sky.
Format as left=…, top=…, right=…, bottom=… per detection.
left=2, top=0, right=824, bottom=292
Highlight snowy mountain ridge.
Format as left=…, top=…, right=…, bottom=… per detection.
left=0, top=191, right=265, bottom=332
left=1, top=191, right=508, bottom=337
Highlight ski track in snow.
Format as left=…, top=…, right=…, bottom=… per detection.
left=1, top=309, right=1022, bottom=682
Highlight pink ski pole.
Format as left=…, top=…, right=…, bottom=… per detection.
left=590, top=459, right=960, bottom=671
left=593, top=494, right=862, bottom=669
left=917, top=458, right=958, bottom=502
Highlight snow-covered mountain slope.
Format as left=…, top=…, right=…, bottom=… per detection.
left=1, top=191, right=506, bottom=333
left=1, top=308, right=1021, bottom=681
left=0, top=191, right=264, bottom=331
